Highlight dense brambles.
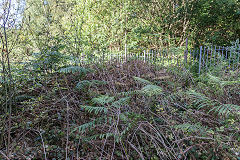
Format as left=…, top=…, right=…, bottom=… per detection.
left=0, top=60, right=239, bottom=159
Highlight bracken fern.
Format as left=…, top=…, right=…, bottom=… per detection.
left=187, top=90, right=240, bottom=117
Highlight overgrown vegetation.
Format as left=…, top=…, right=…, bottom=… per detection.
left=0, top=0, right=240, bottom=159
left=0, top=59, right=240, bottom=159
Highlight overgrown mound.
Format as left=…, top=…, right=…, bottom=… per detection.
left=86, top=60, right=170, bottom=93
left=0, top=60, right=240, bottom=159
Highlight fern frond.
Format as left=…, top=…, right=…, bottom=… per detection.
left=174, top=123, right=207, bottom=134
left=221, top=80, right=240, bottom=86
left=112, top=97, right=130, bottom=108
left=80, top=105, right=108, bottom=114
left=187, top=90, right=240, bottom=117
left=207, top=74, right=222, bottom=84
left=82, top=133, right=116, bottom=141
left=133, top=76, right=153, bottom=85
left=187, top=90, right=216, bottom=109
left=92, top=95, right=115, bottom=105
left=99, top=133, right=115, bottom=139
left=139, top=85, right=163, bottom=97
left=71, top=117, right=103, bottom=133
left=210, top=104, right=240, bottom=116
left=76, top=80, right=91, bottom=91
left=207, top=74, right=240, bottom=87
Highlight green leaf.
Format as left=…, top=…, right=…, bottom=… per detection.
left=139, top=85, right=163, bottom=97
left=133, top=76, right=153, bottom=85
left=92, top=95, right=115, bottom=105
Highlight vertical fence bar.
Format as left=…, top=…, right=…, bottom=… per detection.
left=217, top=46, right=221, bottom=65
left=166, top=48, right=170, bottom=66
left=103, top=51, right=105, bottom=64
left=205, top=46, right=209, bottom=70
left=224, top=47, right=228, bottom=70
left=199, top=46, right=203, bottom=75
left=238, top=49, right=240, bottom=70
left=109, top=52, right=111, bottom=63
left=144, top=50, right=148, bottom=63
left=152, top=49, right=154, bottom=64
left=119, top=51, right=121, bottom=63
left=184, top=38, right=188, bottom=64
left=229, top=48, right=232, bottom=69
left=156, top=49, right=158, bottom=66
left=163, top=48, right=165, bottom=66
left=225, top=47, right=228, bottom=60
left=146, top=50, right=148, bottom=64
left=148, top=49, right=150, bottom=63
left=176, top=48, right=179, bottom=66
left=214, top=46, right=216, bottom=66
left=137, top=51, right=139, bottom=61
left=116, top=51, right=118, bottom=63
left=194, top=49, right=196, bottom=63
left=149, top=50, right=151, bottom=63
left=122, top=50, right=123, bottom=63
left=160, top=48, right=163, bottom=66
left=119, top=50, right=121, bottom=63
left=221, top=46, right=224, bottom=61
left=173, top=48, right=175, bottom=66
left=125, top=44, right=127, bottom=63
left=189, top=49, right=192, bottom=65
left=169, top=48, right=173, bottom=66
left=209, top=46, right=212, bottom=67
left=155, top=49, right=157, bottom=65
left=143, top=51, right=144, bottom=62
left=203, top=46, right=206, bottom=70
left=189, top=50, right=192, bottom=70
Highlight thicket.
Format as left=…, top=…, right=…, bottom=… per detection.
left=0, top=0, right=240, bottom=159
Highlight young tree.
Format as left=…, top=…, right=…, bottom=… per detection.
left=0, top=0, right=25, bottom=156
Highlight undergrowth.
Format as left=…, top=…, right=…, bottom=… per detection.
left=0, top=60, right=239, bottom=159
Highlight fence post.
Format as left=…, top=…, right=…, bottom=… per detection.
left=199, top=46, right=202, bottom=75
left=144, top=50, right=146, bottom=62
left=184, top=38, right=188, bottom=64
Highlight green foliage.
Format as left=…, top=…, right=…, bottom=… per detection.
left=112, top=97, right=131, bottom=108
left=139, top=85, right=163, bottom=97
left=121, top=77, right=162, bottom=98
left=72, top=117, right=104, bottom=133
left=31, top=50, right=66, bottom=73
left=75, top=80, right=107, bottom=91
left=207, top=74, right=240, bottom=87
left=92, top=95, right=115, bottom=105
left=187, top=90, right=240, bottom=117
left=187, top=90, right=215, bottom=109
left=174, top=123, right=208, bottom=135
left=210, top=104, right=240, bottom=117
left=2, top=0, right=240, bottom=159
left=80, top=105, right=108, bottom=114
left=133, top=76, right=153, bottom=85
left=190, top=0, right=240, bottom=46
